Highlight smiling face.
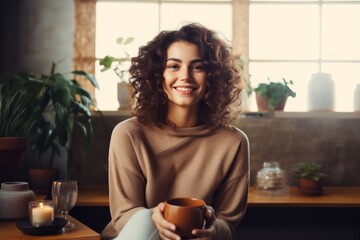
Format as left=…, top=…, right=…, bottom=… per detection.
left=163, top=41, right=207, bottom=113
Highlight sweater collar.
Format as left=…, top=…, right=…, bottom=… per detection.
left=155, top=124, right=215, bottom=137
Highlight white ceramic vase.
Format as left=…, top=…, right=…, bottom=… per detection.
left=354, top=84, right=360, bottom=112
left=117, top=82, right=130, bottom=109
left=308, top=72, right=335, bottom=111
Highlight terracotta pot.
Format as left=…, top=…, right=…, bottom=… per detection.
left=28, top=168, right=60, bottom=194
left=164, top=198, right=205, bottom=239
left=298, top=178, right=323, bottom=196
left=255, top=93, right=288, bottom=112
left=0, top=137, right=29, bottom=183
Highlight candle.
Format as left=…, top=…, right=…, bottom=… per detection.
left=29, top=200, right=54, bottom=227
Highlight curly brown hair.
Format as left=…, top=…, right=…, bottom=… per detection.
left=129, top=23, right=242, bottom=128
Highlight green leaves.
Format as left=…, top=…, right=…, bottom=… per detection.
left=99, top=56, right=117, bottom=72
left=116, top=37, right=134, bottom=45
left=99, top=36, right=134, bottom=82
left=0, top=73, right=42, bottom=137
left=294, top=161, right=326, bottom=181
left=0, top=63, right=99, bottom=168
left=254, top=78, right=296, bottom=110
left=72, top=70, right=99, bottom=89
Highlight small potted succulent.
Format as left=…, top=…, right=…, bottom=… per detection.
left=294, top=161, right=326, bottom=195
left=254, top=78, right=296, bottom=112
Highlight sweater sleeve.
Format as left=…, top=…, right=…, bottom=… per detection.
left=212, top=129, right=250, bottom=239
left=103, top=122, right=147, bottom=238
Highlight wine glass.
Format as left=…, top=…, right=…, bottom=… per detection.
left=51, top=180, right=78, bottom=228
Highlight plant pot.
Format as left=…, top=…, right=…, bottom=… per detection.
left=298, top=178, right=323, bottom=196
left=255, top=93, right=288, bottom=112
left=28, top=168, right=60, bottom=195
left=117, top=82, right=130, bottom=110
left=0, top=137, right=30, bottom=183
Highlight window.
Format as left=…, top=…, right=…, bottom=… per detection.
left=95, top=0, right=232, bottom=110
left=95, top=0, right=360, bottom=112
left=248, top=0, right=360, bottom=112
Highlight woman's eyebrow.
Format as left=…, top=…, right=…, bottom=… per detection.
left=166, top=58, right=181, bottom=63
left=166, top=58, right=203, bottom=63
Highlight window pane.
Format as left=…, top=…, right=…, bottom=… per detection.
left=248, top=62, right=319, bottom=112
left=160, top=3, right=232, bottom=41
left=322, top=63, right=360, bottom=112
left=96, top=2, right=158, bottom=57
left=249, top=4, right=319, bottom=60
left=322, top=4, right=360, bottom=60
left=96, top=2, right=158, bottom=110
left=95, top=1, right=232, bottom=110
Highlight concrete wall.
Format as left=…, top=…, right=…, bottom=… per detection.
left=70, top=114, right=360, bottom=187
left=0, top=0, right=73, bottom=74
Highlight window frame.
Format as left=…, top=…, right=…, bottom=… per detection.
left=90, top=0, right=360, bottom=113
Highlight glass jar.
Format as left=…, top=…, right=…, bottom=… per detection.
left=256, top=162, right=288, bottom=196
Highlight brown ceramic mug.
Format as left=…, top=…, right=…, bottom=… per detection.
left=164, top=197, right=206, bottom=239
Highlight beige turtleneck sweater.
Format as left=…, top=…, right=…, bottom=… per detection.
left=101, top=117, right=249, bottom=239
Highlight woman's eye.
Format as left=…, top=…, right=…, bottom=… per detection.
left=167, top=64, right=179, bottom=70
left=192, top=64, right=205, bottom=72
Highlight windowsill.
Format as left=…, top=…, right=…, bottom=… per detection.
left=96, top=110, right=360, bottom=119
left=242, top=111, right=360, bottom=119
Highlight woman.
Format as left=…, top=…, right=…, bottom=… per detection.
left=101, top=23, right=249, bottom=240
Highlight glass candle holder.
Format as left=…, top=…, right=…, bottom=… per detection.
left=29, top=200, right=54, bottom=227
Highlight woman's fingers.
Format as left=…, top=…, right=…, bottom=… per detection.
left=191, top=205, right=216, bottom=239
left=152, top=203, right=181, bottom=240
left=204, top=206, right=215, bottom=228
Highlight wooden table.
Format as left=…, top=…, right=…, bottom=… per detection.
left=0, top=216, right=100, bottom=240
left=74, top=185, right=360, bottom=207
left=248, top=186, right=360, bottom=207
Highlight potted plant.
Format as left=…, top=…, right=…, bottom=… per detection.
left=99, top=37, right=134, bottom=109
left=254, top=78, right=296, bottom=112
left=0, top=72, right=41, bottom=183
left=1, top=63, right=99, bottom=192
left=294, top=161, right=326, bottom=195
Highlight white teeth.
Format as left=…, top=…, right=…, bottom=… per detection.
left=176, top=87, right=193, bottom=92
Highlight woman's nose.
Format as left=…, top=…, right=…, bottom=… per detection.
left=179, top=67, right=190, bottom=81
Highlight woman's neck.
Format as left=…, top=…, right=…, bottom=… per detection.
left=167, top=105, right=199, bottom=128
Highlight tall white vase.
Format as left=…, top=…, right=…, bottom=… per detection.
left=117, top=82, right=130, bottom=109
left=308, top=72, right=335, bottom=111
left=354, top=84, right=360, bottom=112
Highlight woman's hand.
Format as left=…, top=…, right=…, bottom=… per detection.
left=191, top=206, right=216, bottom=239
left=152, top=202, right=181, bottom=240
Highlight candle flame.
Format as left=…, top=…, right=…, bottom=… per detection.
left=39, top=202, right=44, bottom=208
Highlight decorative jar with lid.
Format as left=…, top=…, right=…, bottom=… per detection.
left=256, top=161, right=288, bottom=196
left=0, top=182, right=35, bottom=219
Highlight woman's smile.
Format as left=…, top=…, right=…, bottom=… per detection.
left=173, top=85, right=197, bottom=95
